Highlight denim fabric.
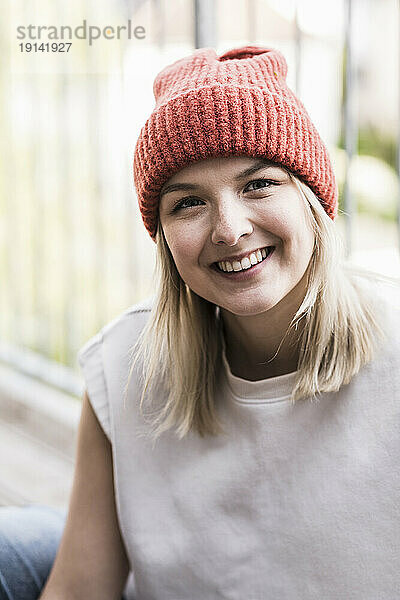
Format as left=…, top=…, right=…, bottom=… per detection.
left=0, top=505, right=66, bottom=600
left=0, top=505, right=130, bottom=600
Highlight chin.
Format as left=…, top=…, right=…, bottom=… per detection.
left=219, top=297, right=282, bottom=317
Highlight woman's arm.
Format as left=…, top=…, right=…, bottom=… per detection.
left=40, top=391, right=130, bottom=600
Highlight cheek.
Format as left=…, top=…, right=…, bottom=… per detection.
left=259, top=208, right=295, bottom=247
left=163, top=225, right=204, bottom=272
left=264, top=208, right=314, bottom=263
left=286, top=221, right=315, bottom=269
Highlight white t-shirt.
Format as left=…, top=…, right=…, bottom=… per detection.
left=77, top=285, right=400, bottom=600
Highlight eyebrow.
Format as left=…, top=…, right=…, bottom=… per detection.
left=159, top=159, right=277, bottom=197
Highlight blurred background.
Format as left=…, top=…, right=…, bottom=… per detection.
left=0, top=0, right=399, bottom=507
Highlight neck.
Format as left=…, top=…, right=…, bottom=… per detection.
left=220, top=276, right=308, bottom=381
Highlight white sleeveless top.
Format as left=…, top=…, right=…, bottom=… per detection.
left=77, top=287, right=400, bottom=600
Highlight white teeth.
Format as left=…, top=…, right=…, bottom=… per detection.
left=250, top=252, right=258, bottom=265
left=216, top=246, right=272, bottom=273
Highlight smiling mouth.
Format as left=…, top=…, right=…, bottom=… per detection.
left=213, top=246, right=275, bottom=273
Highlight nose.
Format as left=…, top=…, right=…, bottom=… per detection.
left=210, top=199, right=253, bottom=246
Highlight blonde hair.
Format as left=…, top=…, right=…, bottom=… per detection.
left=126, top=171, right=398, bottom=440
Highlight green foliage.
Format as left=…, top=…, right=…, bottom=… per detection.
left=358, top=126, right=397, bottom=170
left=338, top=125, right=397, bottom=171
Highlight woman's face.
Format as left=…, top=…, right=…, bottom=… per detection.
left=159, top=156, right=315, bottom=316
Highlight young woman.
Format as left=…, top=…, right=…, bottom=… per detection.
left=1, top=45, right=400, bottom=600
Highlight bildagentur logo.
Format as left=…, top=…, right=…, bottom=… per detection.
left=17, top=19, right=146, bottom=46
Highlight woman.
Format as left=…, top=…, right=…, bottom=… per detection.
left=1, top=45, right=400, bottom=600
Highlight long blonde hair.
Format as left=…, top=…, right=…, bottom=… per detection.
left=126, top=171, right=397, bottom=440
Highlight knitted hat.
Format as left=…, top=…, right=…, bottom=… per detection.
left=133, top=45, right=338, bottom=240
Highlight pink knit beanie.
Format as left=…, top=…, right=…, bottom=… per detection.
left=133, top=45, right=338, bottom=240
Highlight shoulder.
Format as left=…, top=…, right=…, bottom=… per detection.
left=77, top=295, right=155, bottom=365
left=101, top=296, right=154, bottom=348
left=341, top=272, right=400, bottom=373
left=76, top=296, right=155, bottom=441
left=366, top=277, right=400, bottom=337
left=356, top=275, right=400, bottom=363
left=351, top=272, right=400, bottom=325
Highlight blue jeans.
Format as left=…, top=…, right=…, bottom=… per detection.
left=0, top=505, right=66, bottom=600
left=0, top=505, right=132, bottom=600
